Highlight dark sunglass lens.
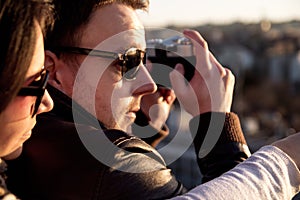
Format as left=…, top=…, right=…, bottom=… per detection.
left=32, top=95, right=43, bottom=116
left=17, top=69, right=49, bottom=117
left=123, top=49, right=144, bottom=80
left=31, top=70, right=48, bottom=117
left=142, top=52, right=146, bottom=64
left=123, top=66, right=139, bottom=80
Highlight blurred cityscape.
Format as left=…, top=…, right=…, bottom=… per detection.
left=146, top=20, right=300, bottom=190
left=195, top=20, right=300, bottom=151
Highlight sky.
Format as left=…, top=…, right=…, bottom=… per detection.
left=138, top=0, right=300, bottom=27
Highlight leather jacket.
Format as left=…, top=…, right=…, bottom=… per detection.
left=0, top=159, right=17, bottom=200
left=6, top=85, right=250, bottom=199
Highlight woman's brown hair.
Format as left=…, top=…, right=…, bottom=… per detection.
left=0, top=0, right=54, bottom=112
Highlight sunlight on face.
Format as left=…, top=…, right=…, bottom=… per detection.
left=0, top=23, right=53, bottom=159
left=72, top=4, right=155, bottom=132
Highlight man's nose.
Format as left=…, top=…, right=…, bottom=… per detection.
left=132, top=65, right=157, bottom=96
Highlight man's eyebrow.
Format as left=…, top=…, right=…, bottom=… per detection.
left=114, top=47, right=126, bottom=54
left=114, top=44, right=146, bottom=53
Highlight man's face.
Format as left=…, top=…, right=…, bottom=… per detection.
left=69, top=3, right=156, bottom=132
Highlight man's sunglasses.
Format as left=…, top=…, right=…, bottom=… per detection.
left=17, top=68, right=49, bottom=117
left=50, top=46, right=146, bottom=80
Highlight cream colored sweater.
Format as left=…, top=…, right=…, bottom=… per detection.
left=173, top=146, right=300, bottom=200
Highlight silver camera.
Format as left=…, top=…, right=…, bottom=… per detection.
left=146, top=36, right=196, bottom=87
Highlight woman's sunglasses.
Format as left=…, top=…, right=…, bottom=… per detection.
left=49, top=46, right=146, bottom=80
left=17, top=68, right=49, bottom=117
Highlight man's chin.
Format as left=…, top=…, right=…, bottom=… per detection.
left=3, top=147, right=23, bottom=160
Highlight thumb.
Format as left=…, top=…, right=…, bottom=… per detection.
left=170, top=64, right=187, bottom=97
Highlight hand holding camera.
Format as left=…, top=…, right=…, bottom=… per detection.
left=169, top=30, right=235, bottom=116
left=146, top=35, right=196, bottom=88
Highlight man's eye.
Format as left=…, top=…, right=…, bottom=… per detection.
left=114, top=64, right=123, bottom=74
left=110, top=60, right=123, bottom=73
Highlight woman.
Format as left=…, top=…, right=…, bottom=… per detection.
left=0, top=0, right=54, bottom=198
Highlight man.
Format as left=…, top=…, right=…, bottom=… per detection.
left=7, top=0, right=300, bottom=199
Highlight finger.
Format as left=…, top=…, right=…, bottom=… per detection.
left=223, top=68, right=235, bottom=86
left=145, top=59, right=153, bottom=72
left=170, top=64, right=187, bottom=97
left=207, top=51, right=228, bottom=76
left=185, top=29, right=227, bottom=77
left=158, top=87, right=176, bottom=104
left=183, top=30, right=211, bottom=73
left=183, top=29, right=206, bottom=48
left=175, top=62, right=185, bottom=75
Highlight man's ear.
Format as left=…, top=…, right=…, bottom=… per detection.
left=45, top=50, right=64, bottom=90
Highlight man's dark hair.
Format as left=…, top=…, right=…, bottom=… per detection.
left=0, top=0, right=54, bottom=112
left=45, top=0, right=149, bottom=48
